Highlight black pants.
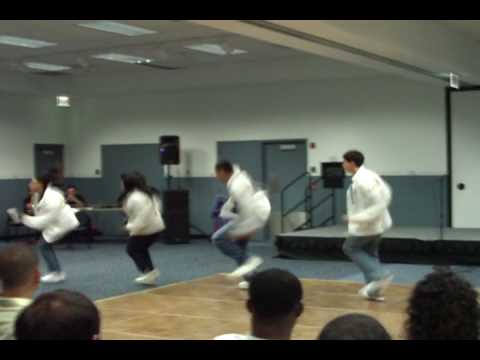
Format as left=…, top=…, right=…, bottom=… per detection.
left=126, top=233, right=159, bottom=273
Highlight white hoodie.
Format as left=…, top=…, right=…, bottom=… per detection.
left=22, top=185, right=80, bottom=243
left=123, top=190, right=165, bottom=236
left=347, top=166, right=393, bottom=237
left=220, top=165, right=271, bottom=225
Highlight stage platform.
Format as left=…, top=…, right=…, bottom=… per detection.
left=276, top=226, right=480, bottom=265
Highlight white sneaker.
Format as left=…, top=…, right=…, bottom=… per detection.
left=226, top=256, right=263, bottom=279
left=238, top=281, right=249, bottom=290
left=41, top=272, right=66, bottom=284
left=358, top=283, right=385, bottom=302
left=135, top=269, right=160, bottom=285
left=367, top=274, right=394, bottom=298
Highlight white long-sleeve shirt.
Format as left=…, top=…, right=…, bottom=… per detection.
left=347, top=166, right=393, bottom=237
left=123, top=190, right=165, bottom=236
left=0, top=297, right=31, bottom=340
left=22, top=185, right=80, bottom=243
left=220, top=165, right=271, bottom=224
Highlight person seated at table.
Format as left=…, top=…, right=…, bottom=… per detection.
left=65, top=185, right=87, bottom=209
left=23, top=188, right=36, bottom=216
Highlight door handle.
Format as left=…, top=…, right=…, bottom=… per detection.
left=457, top=183, right=466, bottom=191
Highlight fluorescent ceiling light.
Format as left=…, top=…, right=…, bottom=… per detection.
left=56, top=96, right=70, bottom=107
left=92, top=53, right=153, bottom=64
left=0, top=36, right=56, bottom=48
left=24, top=62, right=71, bottom=72
left=185, top=43, right=247, bottom=56
left=78, top=21, right=157, bottom=36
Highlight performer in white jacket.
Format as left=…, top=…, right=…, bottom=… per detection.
left=21, top=171, right=80, bottom=284
left=342, top=150, right=394, bottom=301
left=119, top=172, right=165, bottom=286
left=213, top=161, right=271, bottom=290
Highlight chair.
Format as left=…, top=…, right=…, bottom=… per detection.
left=63, top=212, right=94, bottom=249
left=4, top=210, right=38, bottom=242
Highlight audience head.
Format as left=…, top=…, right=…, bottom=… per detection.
left=66, top=185, right=78, bottom=197
left=215, top=161, right=234, bottom=183
left=342, top=150, right=364, bottom=174
left=0, top=244, right=39, bottom=298
left=15, top=290, right=101, bottom=340
left=318, top=313, right=391, bottom=340
left=406, top=271, right=479, bottom=340
left=247, top=269, right=303, bottom=339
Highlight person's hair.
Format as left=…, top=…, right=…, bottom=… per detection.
left=15, top=290, right=100, bottom=340
left=66, top=185, right=77, bottom=191
left=0, top=245, right=38, bottom=293
left=343, top=150, right=365, bottom=167
left=405, top=271, right=480, bottom=340
left=248, top=269, right=303, bottom=321
left=215, top=161, right=234, bottom=174
left=318, top=313, right=391, bottom=340
left=118, top=171, right=154, bottom=204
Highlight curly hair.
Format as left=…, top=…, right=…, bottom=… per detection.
left=405, top=271, right=480, bottom=340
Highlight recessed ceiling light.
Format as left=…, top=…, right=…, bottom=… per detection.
left=230, top=49, right=248, bottom=55
left=78, top=21, right=157, bottom=36
left=0, top=36, right=56, bottom=48
left=185, top=43, right=248, bottom=56
left=24, top=62, right=71, bottom=72
left=56, top=96, right=70, bottom=107
left=92, top=53, right=153, bottom=64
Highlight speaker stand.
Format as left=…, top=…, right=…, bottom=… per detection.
left=166, top=165, right=172, bottom=190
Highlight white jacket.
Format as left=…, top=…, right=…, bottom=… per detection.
left=123, top=190, right=165, bottom=236
left=347, top=166, right=393, bottom=237
left=22, top=185, right=80, bottom=243
left=220, top=165, right=271, bottom=223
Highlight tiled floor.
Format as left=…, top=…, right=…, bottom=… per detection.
left=96, top=275, right=411, bottom=340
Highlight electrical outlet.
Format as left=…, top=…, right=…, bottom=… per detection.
left=95, top=169, right=101, bottom=176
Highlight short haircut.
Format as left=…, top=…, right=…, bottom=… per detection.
left=215, top=161, right=234, bottom=174
left=406, top=271, right=479, bottom=340
left=66, top=185, right=77, bottom=190
left=318, top=313, right=391, bottom=340
left=343, top=150, right=365, bottom=167
left=15, top=290, right=100, bottom=340
left=248, top=269, right=303, bottom=320
left=0, top=244, right=38, bottom=292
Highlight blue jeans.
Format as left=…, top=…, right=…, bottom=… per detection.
left=342, top=235, right=390, bottom=284
left=212, top=220, right=254, bottom=281
left=39, top=239, right=62, bottom=272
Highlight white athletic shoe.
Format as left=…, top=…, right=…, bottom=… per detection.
left=358, top=274, right=394, bottom=301
left=226, top=256, right=263, bottom=279
left=135, top=269, right=160, bottom=285
left=238, top=281, right=250, bottom=290
left=358, top=283, right=385, bottom=302
left=41, top=272, right=66, bottom=284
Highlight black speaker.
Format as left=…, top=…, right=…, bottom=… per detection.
left=162, top=190, right=189, bottom=244
left=322, top=162, right=345, bottom=189
left=159, top=136, right=180, bottom=165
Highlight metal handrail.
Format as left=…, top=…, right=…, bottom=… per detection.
left=280, top=173, right=338, bottom=233
left=283, top=197, right=310, bottom=218
left=280, top=172, right=310, bottom=232
left=310, top=193, right=334, bottom=212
